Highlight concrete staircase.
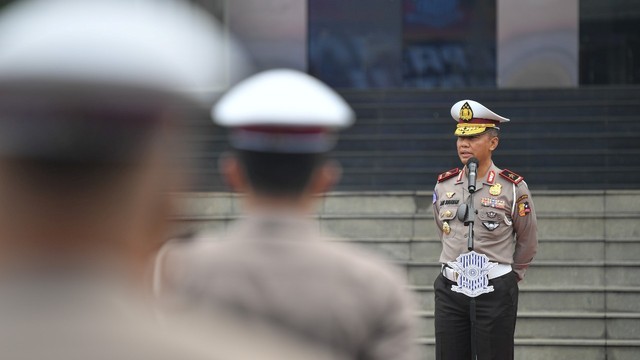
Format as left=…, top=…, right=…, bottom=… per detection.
left=173, top=191, right=640, bottom=360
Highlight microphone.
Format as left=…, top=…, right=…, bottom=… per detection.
left=467, top=157, right=478, bottom=193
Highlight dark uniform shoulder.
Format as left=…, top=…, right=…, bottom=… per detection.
left=499, top=169, right=524, bottom=184
left=437, top=168, right=460, bottom=183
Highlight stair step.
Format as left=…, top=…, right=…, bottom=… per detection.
left=410, top=286, right=638, bottom=313
left=335, top=238, right=635, bottom=263
left=415, top=338, right=639, bottom=360
left=172, top=190, right=640, bottom=216
left=415, top=311, right=640, bottom=339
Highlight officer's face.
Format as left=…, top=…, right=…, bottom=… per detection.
left=456, top=132, right=499, bottom=165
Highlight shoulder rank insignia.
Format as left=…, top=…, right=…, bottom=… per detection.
left=437, top=168, right=460, bottom=183
left=499, top=169, right=524, bottom=184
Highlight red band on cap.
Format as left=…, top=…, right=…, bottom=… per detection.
left=239, top=126, right=327, bottom=135
left=230, top=127, right=335, bottom=153
left=460, top=118, right=500, bottom=125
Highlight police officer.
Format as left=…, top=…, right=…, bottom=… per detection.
left=432, top=100, right=538, bottom=359
left=0, top=1, right=297, bottom=359
left=156, top=69, right=417, bottom=360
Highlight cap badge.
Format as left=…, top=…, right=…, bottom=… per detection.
left=489, top=183, right=502, bottom=196
left=460, top=102, right=473, bottom=122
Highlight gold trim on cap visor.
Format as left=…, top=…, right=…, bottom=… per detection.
left=454, top=123, right=498, bottom=136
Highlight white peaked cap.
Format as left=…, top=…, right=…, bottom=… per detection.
left=0, top=0, right=235, bottom=104
left=450, top=99, right=510, bottom=123
left=450, top=99, right=510, bottom=137
left=213, top=69, right=355, bottom=129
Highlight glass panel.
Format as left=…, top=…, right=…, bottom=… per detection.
left=308, top=0, right=403, bottom=88
left=497, top=0, right=578, bottom=88
left=580, top=0, right=640, bottom=85
left=402, top=0, right=497, bottom=88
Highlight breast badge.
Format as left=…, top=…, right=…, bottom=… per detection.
left=489, top=183, right=502, bottom=196
left=446, top=192, right=455, bottom=198
left=482, top=221, right=500, bottom=231
left=481, top=197, right=507, bottom=210
left=442, top=222, right=451, bottom=235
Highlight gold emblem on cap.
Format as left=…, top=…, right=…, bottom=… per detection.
left=442, top=221, right=451, bottom=235
left=459, top=102, right=473, bottom=122
left=489, top=183, right=502, bottom=196
left=446, top=192, right=455, bottom=199
left=444, top=210, right=453, bottom=218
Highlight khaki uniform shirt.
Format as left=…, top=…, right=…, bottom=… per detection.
left=433, top=162, right=538, bottom=280
left=0, top=275, right=284, bottom=360
left=158, top=214, right=417, bottom=360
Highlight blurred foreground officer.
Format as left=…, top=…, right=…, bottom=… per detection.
left=432, top=100, right=538, bottom=359
left=156, top=69, right=417, bottom=360
left=0, top=1, right=286, bottom=359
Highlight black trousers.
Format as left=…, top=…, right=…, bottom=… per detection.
left=434, top=271, right=519, bottom=360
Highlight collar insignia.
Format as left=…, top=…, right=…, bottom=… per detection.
left=487, top=170, right=495, bottom=184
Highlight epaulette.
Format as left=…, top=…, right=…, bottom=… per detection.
left=437, top=168, right=460, bottom=183
left=499, top=169, right=524, bottom=184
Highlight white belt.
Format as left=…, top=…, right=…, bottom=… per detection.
left=441, top=263, right=512, bottom=282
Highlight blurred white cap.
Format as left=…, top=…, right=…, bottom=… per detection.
left=213, top=69, right=354, bottom=129
left=212, top=69, right=355, bottom=153
left=0, top=0, right=240, bottom=105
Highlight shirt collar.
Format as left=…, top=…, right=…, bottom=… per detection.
left=455, top=162, right=499, bottom=189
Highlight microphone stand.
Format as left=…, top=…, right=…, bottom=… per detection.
left=464, top=179, right=476, bottom=251
left=465, top=193, right=475, bottom=250
left=462, top=165, right=478, bottom=359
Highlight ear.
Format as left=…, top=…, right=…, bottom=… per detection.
left=308, top=160, right=342, bottom=195
left=219, top=152, right=248, bottom=193
left=489, top=136, right=499, bottom=151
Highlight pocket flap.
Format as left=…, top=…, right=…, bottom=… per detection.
left=477, top=209, right=503, bottom=221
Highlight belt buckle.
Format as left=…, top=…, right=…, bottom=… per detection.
left=442, top=265, right=458, bottom=282
left=446, top=251, right=498, bottom=298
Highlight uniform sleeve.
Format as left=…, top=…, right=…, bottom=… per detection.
left=511, top=182, right=538, bottom=281
left=433, top=185, right=443, bottom=239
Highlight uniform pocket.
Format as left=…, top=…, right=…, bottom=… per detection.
left=478, top=209, right=501, bottom=231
